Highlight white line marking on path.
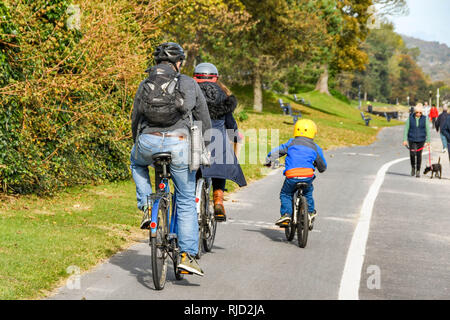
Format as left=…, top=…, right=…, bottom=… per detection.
left=338, top=155, right=413, bottom=300
left=343, top=152, right=380, bottom=157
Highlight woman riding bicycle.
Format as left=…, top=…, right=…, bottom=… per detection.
left=193, top=62, right=247, bottom=222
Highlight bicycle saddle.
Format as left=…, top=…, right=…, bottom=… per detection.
left=295, top=182, right=309, bottom=190
left=152, top=152, right=172, bottom=162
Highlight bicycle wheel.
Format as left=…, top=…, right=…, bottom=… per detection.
left=202, top=184, right=217, bottom=252
left=173, top=242, right=184, bottom=281
left=150, top=199, right=169, bottom=290
left=285, top=191, right=298, bottom=241
left=196, top=180, right=205, bottom=259
left=297, top=195, right=309, bottom=248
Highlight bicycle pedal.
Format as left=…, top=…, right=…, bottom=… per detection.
left=214, top=214, right=227, bottom=222
left=180, top=270, right=192, bottom=275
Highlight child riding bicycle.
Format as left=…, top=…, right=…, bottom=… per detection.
left=265, top=119, right=327, bottom=227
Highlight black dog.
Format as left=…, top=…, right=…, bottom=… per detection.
left=423, top=157, right=442, bottom=179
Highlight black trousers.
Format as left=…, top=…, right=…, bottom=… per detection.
left=212, top=178, right=226, bottom=192
left=409, top=141, right=425, bottom=170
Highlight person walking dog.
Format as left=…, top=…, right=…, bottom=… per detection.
left=403, top=103, right=430, bottom=178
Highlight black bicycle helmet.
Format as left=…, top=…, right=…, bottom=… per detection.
left=154, top=42, right=186, bottom=64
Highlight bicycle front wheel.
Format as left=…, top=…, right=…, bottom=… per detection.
left=297, top=195, right=309, bottom=248
left=150, top=199, right=169, bottom=290
left=285, top=191, right=298, bottom=241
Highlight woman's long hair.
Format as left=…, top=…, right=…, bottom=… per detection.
left=217, top=80, right=232, bottom=96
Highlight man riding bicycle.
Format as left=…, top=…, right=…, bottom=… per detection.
left=130, top=42, right=211, bottom=276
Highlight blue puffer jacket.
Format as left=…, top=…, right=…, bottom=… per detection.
left=267, top=137, right=327, bottom=178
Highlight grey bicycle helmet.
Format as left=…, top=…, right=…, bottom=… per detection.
left=154, top=42, right=186, bottom=65
left=194, top=62, right=219, bottom=81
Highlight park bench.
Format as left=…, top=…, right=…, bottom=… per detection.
left=278, top=98, right=292, bottom=115
left=292, top=94, right=311, bottom=107
left=370, top=109, right=398, bottom=122
left=360, top=112, right=372, bottom=126
left=279, top=98, right=302, bottom=123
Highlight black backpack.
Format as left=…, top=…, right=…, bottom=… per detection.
left=141, top=66, right=187, bottom=127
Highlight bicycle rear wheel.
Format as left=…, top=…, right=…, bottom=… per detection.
left=202, top=184, right=217, bottom=252
left=285, top=191, right=298, bottom=241
left=173, top=243, right=184, bottom=281
left=150, top=199, right=169, bottom=290
left=297, top=195, right=309, bottom=248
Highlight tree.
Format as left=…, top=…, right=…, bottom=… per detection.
left=157, top=0, right=251, bottom=74
left=237, top=0, right=322, bottom=111
left=314, top=0, right=373, bottom=95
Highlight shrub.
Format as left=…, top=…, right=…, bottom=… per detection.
left=271, top=80, right=284, bottom=93
left=0, top=0, right=162, bottom=195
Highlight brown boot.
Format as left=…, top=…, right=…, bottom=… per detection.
left=213, top=189, right=226, bottom=222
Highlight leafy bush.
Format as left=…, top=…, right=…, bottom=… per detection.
left=0, top=0, right=161, bottom=195
left=271, top=80, right=284, bottom=93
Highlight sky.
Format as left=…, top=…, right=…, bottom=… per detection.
left=389, top=0, right=450, bottom=46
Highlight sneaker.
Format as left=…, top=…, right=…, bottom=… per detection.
left=275, top=214, right=291, bottom=226
left=308, top=211, right=317, bottom=231
left=140, top=205, right=150, bottom=230
left=178, top=252, right=204, bottom=276
left=443, top=149, right=447, bottom=154
left=416, top=171, right=420, bottom=178
left=411, top=168, right=415, bottom=176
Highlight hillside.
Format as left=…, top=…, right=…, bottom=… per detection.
left=401, top=35, right=450, bottom=84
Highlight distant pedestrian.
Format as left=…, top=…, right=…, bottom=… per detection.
left=367, top=102, right=373, bottom=113
left=435, top=104, right=448, bottom=154
left=423, top=102, right=431, bottom=118
left=429, top=104, right=439, bottom=129
left=403, top=103, right=431, bottom=178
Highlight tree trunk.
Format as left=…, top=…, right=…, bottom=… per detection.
left=315, top=64, right=330, bottom=95
left=184, top=48, right=198, bottom=74
left=253, top=69, right=263, bottom=112
left=283, top=81, right=289, bottom=95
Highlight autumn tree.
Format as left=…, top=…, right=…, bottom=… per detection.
left=0, top=0, right=163, bottom=194
left=236, top=0, right=322, bottom=111
left=314, top=0, right=373, bottom=95
left=157, top=0, right=251, bottom=74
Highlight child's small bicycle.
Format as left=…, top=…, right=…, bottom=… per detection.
left=284, top=181, right=310, bottom=248
left=268, top=160, right=311, bottom=248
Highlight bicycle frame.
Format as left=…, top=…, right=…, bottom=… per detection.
left=149, top=178, right=178, bottom=239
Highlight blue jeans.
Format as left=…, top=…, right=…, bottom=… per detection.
left=440, top=133, right=448, bottom=150
left=130, top=133, right=198, bottom=256
left=280, top=176, right=315, bottom=216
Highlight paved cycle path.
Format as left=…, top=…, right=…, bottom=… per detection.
left=49, top=125, right=450, bottom=300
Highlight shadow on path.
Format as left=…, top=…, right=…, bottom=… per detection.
left=243, top=228, right=299, bottom=248
left=108, top=246, right=199, bottom=290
